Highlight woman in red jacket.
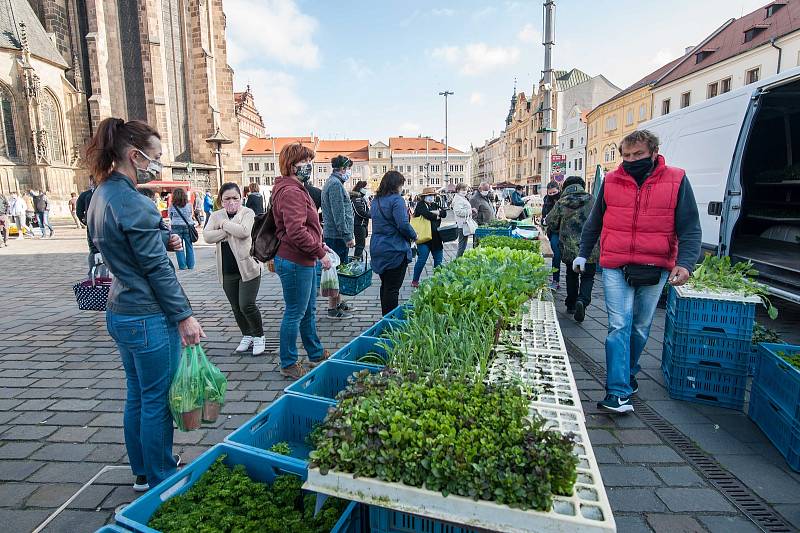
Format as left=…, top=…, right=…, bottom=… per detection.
left=272, top=143, right=333, bottom=379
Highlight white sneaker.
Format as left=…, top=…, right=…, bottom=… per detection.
left=235, top=335, right=253, bottom=352
left=252, top=336, right=266, bottom=356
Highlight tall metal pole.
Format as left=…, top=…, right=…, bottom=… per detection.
left=542, top=0, right=555, bottom=188
left=439, top=90, right=453, bottom=186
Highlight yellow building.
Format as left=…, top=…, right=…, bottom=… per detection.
left=585, top=57, right=682, bottom=191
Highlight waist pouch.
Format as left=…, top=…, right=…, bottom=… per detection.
left=623, top=264, right=663, bottom=287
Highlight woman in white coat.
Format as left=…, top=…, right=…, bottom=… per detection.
left=204, top=182, right=265, bottom=355
left=452, top=182, right=476, bottom=257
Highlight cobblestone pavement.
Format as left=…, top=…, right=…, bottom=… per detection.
left=1, top=225, right=799, bottom=532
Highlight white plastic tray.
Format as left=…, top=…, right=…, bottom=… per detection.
left=305, top=403, right=615, bottom=533
left=675, top=285, right=761, bottom=304
left=520, top=320, right=568, bottom=354
left=525, top=299, right=559, bottom=324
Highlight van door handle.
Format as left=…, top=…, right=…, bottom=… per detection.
left=708, top=202, right=722, bottom=216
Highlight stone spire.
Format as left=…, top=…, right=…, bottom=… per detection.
left=72, top=54, right=83, bottom=91
left=505, top=78, right=518, bottom=126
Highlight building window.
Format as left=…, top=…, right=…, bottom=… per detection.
left=639, top=104, right=647, bottom=121
left=382, top=165, right=387, bottom=173
left=625, top=109, right=634, bottom=126
left=569, top=138, right=574, bottom=149
left=680, top=92, right=691, bottom=108
left=605, top=115, right=617, bottom=132
left=707, top=82, right=719, bottom=99
left=744, top=26, right=766, bottom=43
left=418, top=179, right=423, bottom=186
left=40, top=91, right=64, bottom=163
left=662, top=99, right=671, bottom=115
left=721, top=77, right=732, bottom=93
left=767, top=3, right=785, bottom=17
left=746, top=67, right=760, bottom=84
left=406, top=165, right=411, bottom=172
left=0, top=85, right=18, bottom=159
left=578, top=158, right=582, bottom=171
left=419, top=165, right=424, bottom=172
left=377, top=151, right=382, bottom=158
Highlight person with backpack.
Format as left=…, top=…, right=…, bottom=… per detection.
left=168, top=187, right=197, bottom=270
left=350, top=180, right=370, bottom=261
left=204, top=182, right=265, bottom=356
left=30, top=189, right=54, bottom=238
left=245, top=182, right=266, bottom=215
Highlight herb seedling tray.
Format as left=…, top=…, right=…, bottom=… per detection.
left=305, top=402, right=614, bottom=533
left=362, top=318, right=405, bottom=339
left=524, top=299, right=559, bottom=325
left=519, top=320, right=568, bottom=354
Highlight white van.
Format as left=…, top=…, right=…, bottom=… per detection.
left=642, top=67, right=800, bottom=304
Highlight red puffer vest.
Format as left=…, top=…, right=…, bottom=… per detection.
left=600, top=155, right=684, bottom=270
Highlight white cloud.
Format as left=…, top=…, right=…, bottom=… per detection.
left=470, top=92, right=484, bottom=105
left=517, top=23, right=540, bottom=44
left=400, top=122, right=421, bottom=134
left=432, top=8, right=455, bottom=16
left=344, top=57, right=373, bottom=81
left=431, top=43, right=520, bottom=76
left=235, top=68, right=311, bottom=135
left=225, top=0, right=319, bottom=69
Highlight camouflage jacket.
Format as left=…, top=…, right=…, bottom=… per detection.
left=544, top=184, right=600, bottom=264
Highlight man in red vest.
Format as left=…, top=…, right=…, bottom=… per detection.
left=574, top=130, right=701, bottom=413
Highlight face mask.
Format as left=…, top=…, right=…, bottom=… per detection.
left=134, top=149, right=162, bottom=184
left=341, top=169, right=352, bottom=182
left=222, top=198, right=241, bottom=214
left=480, top=190, right=489, bottom=197
left=424, top=195, right=434, bottom=203
left=295, top=163, right=312, bottom=182
left=458, top=191, right=468, bottom=197
left=622, top=156, right=655, bottom=180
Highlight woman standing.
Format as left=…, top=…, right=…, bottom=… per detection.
left=85, top=117, right=204, bottom=492
left=350, top=180, right=370, bottom=261
left=245, top=182, right=266, bottom=215
left=451, top=183, right=476, bottom=257
left=272, top=143, right=333, bottom=379
left=411, top=187, right=447, bottom=288
left=370, top=171, right=417, bottom=315
left=168, top=187, right=196, bottom=270
left=204, top=183, right=265, bottom=355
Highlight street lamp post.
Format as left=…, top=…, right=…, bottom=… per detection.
left=205, top=127, right=234, bottom=191
left=439, top=90, right=453, bottom=187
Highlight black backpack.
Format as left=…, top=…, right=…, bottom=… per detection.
left=33, top=194, right=47, bottom=213
left=250, top=191, right=284, bottom=263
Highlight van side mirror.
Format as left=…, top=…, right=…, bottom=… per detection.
left=708, top=202, right=722, bottom=216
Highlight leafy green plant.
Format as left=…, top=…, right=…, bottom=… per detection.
left=479, top=235, right=540, bottom=253
left=148, top=456, right=346, bottom=532
left=687, top=255, right=778, bottom=319
left=269, top=441, right=291, bottom=456
left=778, top=350, right=800, bottom=370
left=752, top=322, right=782, bottom=345
left=310, top=370, right=578, bottom=511
left=357, top=351, right=387, bottom=366
left=483, top=219, right=513, bottom=228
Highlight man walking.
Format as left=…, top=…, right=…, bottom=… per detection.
left=30, top=189, right=54, bottom=238
left=470, top=182, right=495, bottom=246
left=575, top=130, right=701, bottom=414
left=69, top=192, right=84, bottom=229
left=545, top=176, right=599, bottom=323
left=9, top=192, right=29, bottom=239
left=203, top=190, right=214, bottom=228
left=321, top=155, right=355, bottom=319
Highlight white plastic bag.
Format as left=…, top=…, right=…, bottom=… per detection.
left=463, top=217, right=478, bottom=236
left=320, top=252, right=340, bottom=297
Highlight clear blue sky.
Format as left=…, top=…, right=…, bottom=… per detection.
left=225, top=0, right=767, bottom=150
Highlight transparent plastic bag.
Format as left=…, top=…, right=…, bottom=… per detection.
left=197, top=345, right=227, bottom=423
left=320, top=252, right=340, bottom=297
left=169, top=346, right=204, bottom=431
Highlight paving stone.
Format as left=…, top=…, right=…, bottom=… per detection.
left=0, top=461, right=45, bottom=481
left=588, top=428, right=620, bottom=445
left=100, top=485, right=140, bottom=509
left=2, top=424, right=58, bottom=440
left=0, top=483, right=38, bottom=507
left=646, top=513, right=705, bottom=533
left=25, top=484, right=82, bottom=508
left=28, top=462, right=107, bottom=484
left=0, top=441, right=45, bottom=459
left=31, top=443, right=97, bottom=462
left=697, top=515, right=761, bottom=533
left=47, top=426, right=99, bottom=443
left=14, top=399, right=58, bottom=411
left=613, top=429, right=662, bottom=445
left=88, top=413, right=123, bottom=427
left=652, top=466, right=704, bottom=487
left=43, top=509, right=110, bottom=532
left=774, top=503, right=800, bottom=530
left=48, top=399, right=100, bottom=412
left=655, top=487, right=735, bottom=512
left=616, top=445, right=683, bottom=463
left=674, top=423, right=755, bottom=455
left=44, top=412, right=99, bottom=426
left=0, top=509, right=50, bottom=532
left=68, top=484, right=116, bottom=510
left=84, top=444, right=128, bottom=463
left=606, top=488, right=667, bottom=512
left=89, top=427, right=126, bottom=444
left=716, top=454, right=800, bottom=504
left=598, top=465, right=661, bottom=487
left=592, top=446, right=621, bottom=464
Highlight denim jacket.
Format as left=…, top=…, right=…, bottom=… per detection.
left=88, top=172, right=192, bottom=323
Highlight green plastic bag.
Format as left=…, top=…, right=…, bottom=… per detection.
left=197, top=345, right=227, bottom=423
left=169, top=346, right=204, bottom=431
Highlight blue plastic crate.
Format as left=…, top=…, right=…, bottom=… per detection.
left=369, top=506, right=479, bottom=533
left=748, top=384, right=800, bottom=472
left=331, top=336, right=389, bottom=367
left=117, top=443, right=307, bottom=532
left=384, top=303, right=410, bottom=321
left=748, top=343, right=759, bottom=377
left=363, top=318, right=405, bottom=340
left=752, top=343, right=800, bottom=420
left=94, top=526, right=129, bottom=533
left=663, top=314, right=751, bottom=373
left=285, top=360, right=381, bottom=403
left=666, top=287, right=756, bottom=340
left=225, top=394, right=335, bottom=467
left=339, top=267, right=373, bottom=296
left=475, top=226, right=512, bottom=239
left=661, top=355, right=747, bottom=410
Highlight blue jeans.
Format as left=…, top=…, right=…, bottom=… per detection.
left=324, top=237, right=349, bottom=265
left=275, top=256, right=324, bottom=368
left=549, top=233, right=561, bottom=283
left=173, top=226, right=195, bottom=270
left=106, top=311, right=180, bottom=487
left=36, top=211, right=53, bottom=237
left=412, top=243, right=444, bottom=282
left=603, top=268, right=668, bottom=398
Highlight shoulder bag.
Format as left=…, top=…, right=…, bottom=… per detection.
left=174, top=206, right=199, bottom=243
left=250, top=191, right=286, bottom=263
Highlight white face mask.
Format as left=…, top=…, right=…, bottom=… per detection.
left=458, top=191, right=468, bottom=197
left=424, top=195, right=435, bottom=203
left=480, top=190, right=489, bottom=197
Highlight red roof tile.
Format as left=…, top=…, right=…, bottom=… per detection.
left=591, top=56, right=685, bottom=111
left=242, top=137, right=316, bottom=155
left=314, top=140, right=369, bottom=163
left=389, top=136, right=463, bottom=153
left=656, top=0, right=800, bottom=87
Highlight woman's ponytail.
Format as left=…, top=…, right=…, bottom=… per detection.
left=84, top=117, right=161, bottom=183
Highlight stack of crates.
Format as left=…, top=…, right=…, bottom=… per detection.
left=661, top=286, right=758, bottom=410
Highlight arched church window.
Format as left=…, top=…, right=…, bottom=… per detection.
left=0, top=84, right=18, bottom=159
left=41, top=90, right=64, bottom=163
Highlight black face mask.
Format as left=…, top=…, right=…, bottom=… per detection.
left=622, top=156, right=655, bottom=180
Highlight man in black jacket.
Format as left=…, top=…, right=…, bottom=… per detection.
left=245, top=182, right=266, bottom=215
left=349, top=180, right=370, bottom=261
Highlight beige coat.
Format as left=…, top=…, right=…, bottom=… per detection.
left=204, top=207, right=262, bottom=283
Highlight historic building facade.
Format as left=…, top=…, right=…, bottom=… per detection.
left=0, top=0, right=90, bottom=216
left=388, top=136, right=471, bottom=196
left=235, top=86, right=266, bottom=147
